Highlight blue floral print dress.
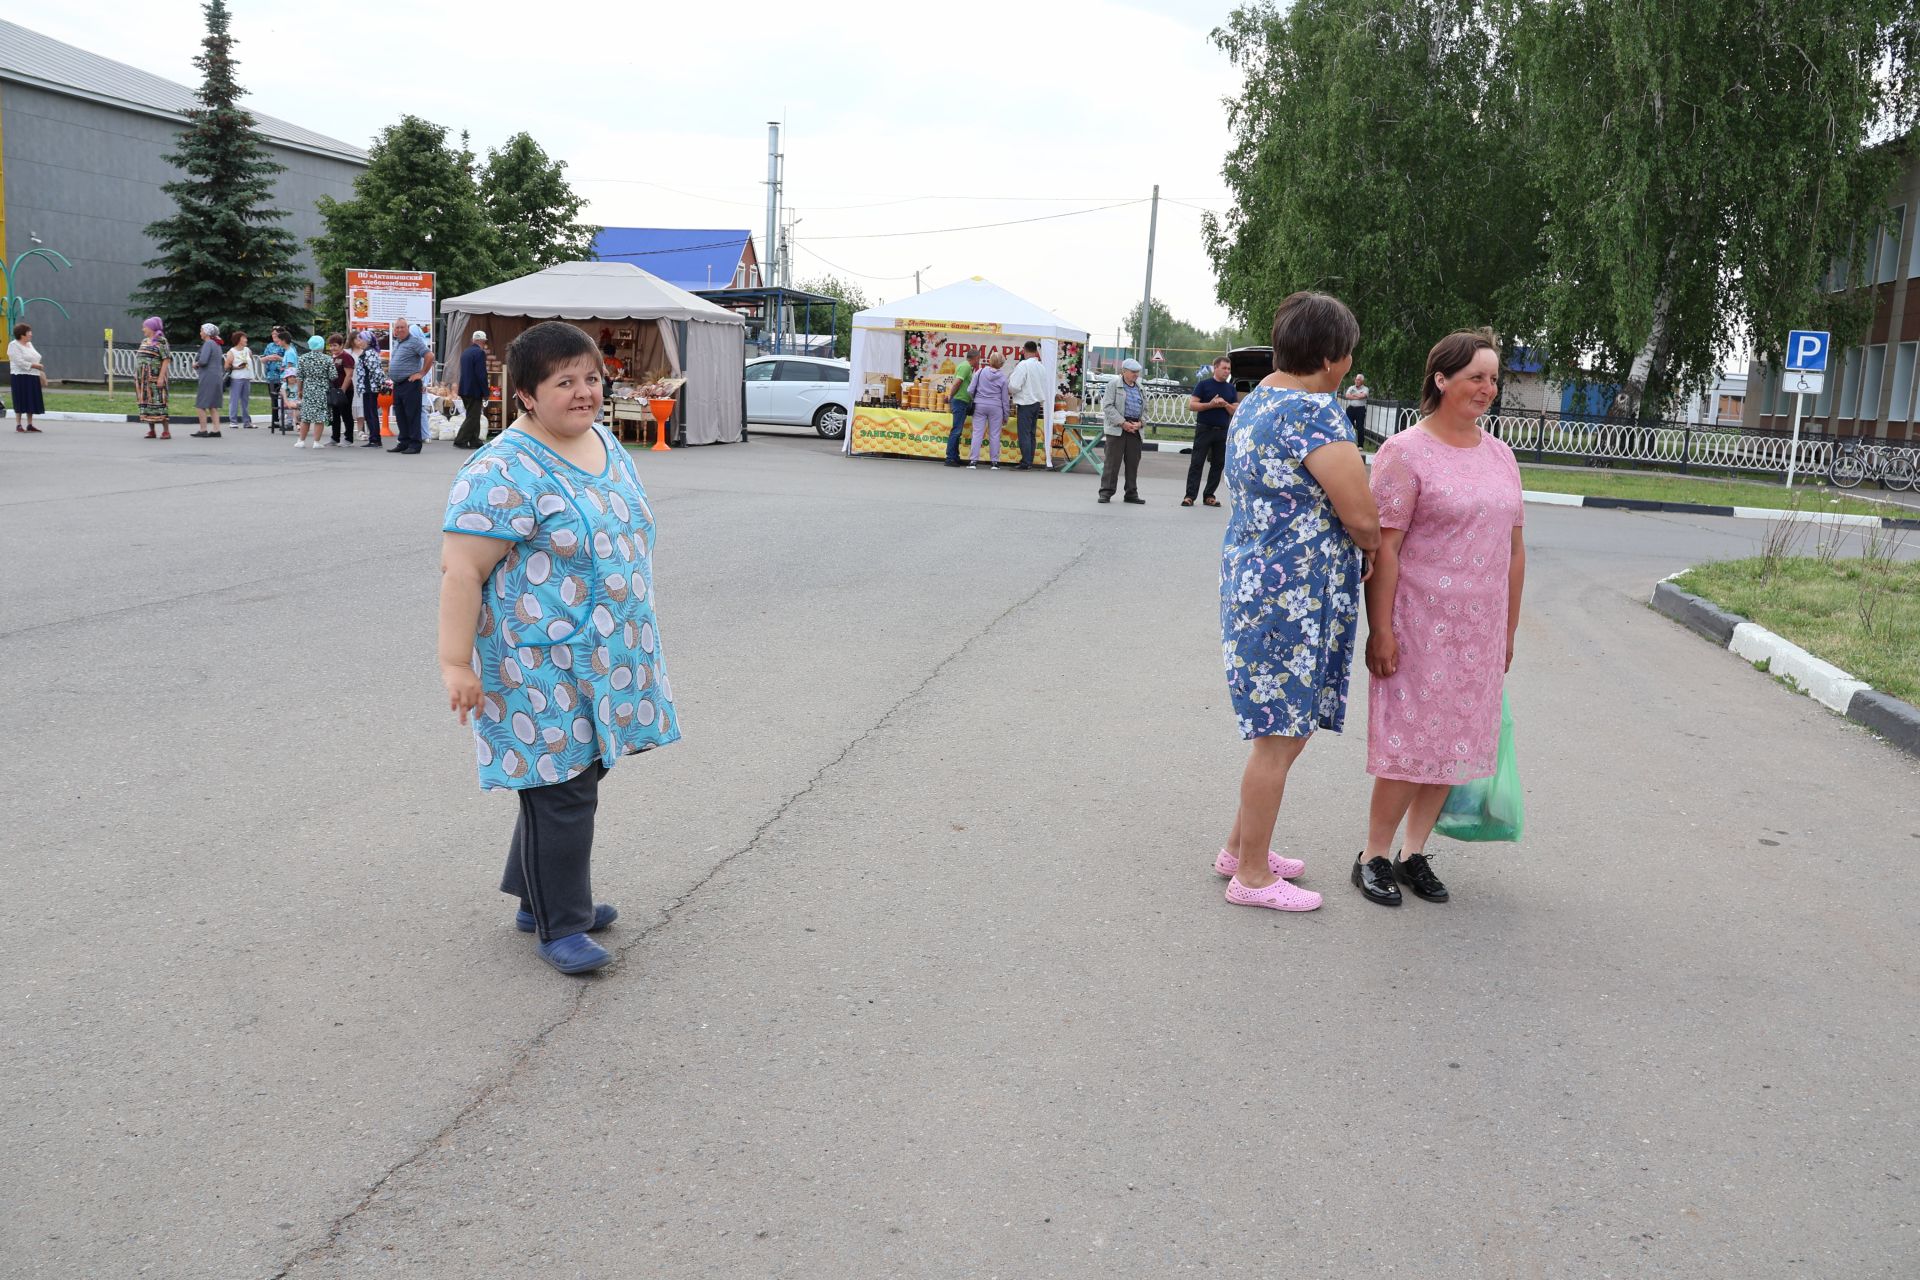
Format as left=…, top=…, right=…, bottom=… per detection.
left=443, top=423, right=680, bottom=791
left=1220, top=386, right=1363, bottom=739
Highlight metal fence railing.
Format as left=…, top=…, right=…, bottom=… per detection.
left=102, top=344, right=267, bottom=381
left=1079, top=371, right=1914, bottom=480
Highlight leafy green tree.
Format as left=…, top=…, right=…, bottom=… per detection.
left=1206, top=0, right=1543, bottom=400
left=796, top=274, right=870, bottom=358
left=1512, top=0, right=1920, bottom=421
left=310, top=115, right=502, bottom=329
left=480, top=133, right=598, bottom=279
left=133, top=0, right=307, bottom=338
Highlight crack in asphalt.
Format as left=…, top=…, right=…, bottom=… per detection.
left=265, top=535, right=1096, bottom=1278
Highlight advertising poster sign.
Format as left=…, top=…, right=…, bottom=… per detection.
left=346, top=269, right=436, bottom=345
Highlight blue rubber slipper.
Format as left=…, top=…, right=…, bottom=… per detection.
left=516, top=903, right=618, bottom=934
left=538, top=932, right=612, bottom=975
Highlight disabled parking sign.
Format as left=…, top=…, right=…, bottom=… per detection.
left=1785, top=330, right=1829, bottom=372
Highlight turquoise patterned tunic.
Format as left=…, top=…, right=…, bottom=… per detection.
left=443, top=423, right=680, bottom=790
left=1220, top=387, right=1363, bottom=739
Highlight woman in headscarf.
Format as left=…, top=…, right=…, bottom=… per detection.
left=293, top=335, right=334, bottom=450
left=137, top=317, right=172, bottom=440
left=191, top=322, right=225, bottom=437
left=351, top=330, right=383, bottom=445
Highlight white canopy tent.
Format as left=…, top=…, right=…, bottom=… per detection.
left=441, top=261, right=747, bottom=444
left=845, top=277, right=1090, bottom=463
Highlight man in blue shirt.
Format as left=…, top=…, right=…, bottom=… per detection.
left=1184, top=355, right=1239, bottom=507
left=261, top=327, right=290, bottom=431
left=386, top=316, right=434, bottom=453
left=452, top=330, right=491, bottom=449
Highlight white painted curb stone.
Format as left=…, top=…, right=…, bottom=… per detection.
left=1726, top=622, right=1872, bottom=713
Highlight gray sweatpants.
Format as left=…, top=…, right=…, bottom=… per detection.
left=501, top=762, right=606, bottom=941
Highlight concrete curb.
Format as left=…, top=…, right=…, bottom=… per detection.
left=1649, top=578, right=1920, bottom=760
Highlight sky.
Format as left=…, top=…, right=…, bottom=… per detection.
left=34, top=0, right=1251, bottom=346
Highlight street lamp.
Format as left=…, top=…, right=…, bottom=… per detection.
left=914, top=265, right=933, bottom=294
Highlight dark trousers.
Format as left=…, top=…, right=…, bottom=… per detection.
left=329, top=391, right=354, bottom=443
left=1185, top=423, right=1227, bottom=500
left=1346, top=405, right=1368, bottom=441
left=361, top=390, right=381, bottom=438
left=266, top=381, right=282, bottom=430
left=946, top=399, right=971, bottom=464
left=1098, top=429, right=1143, bottom=498
left=500, top=762, right=605, bottom=942
left=392, top=379, right=424, bottom=446
left=455, top=394, right=486, bottom=448
left=1015, top=402, right=1043, bottom=465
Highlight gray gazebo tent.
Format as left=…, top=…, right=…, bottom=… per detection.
left=441, top=261, right=747, bottom=444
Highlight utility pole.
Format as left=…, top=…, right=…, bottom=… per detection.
left=1135, top=184, right=1159, bottom=365
left=764, top=121, right=780, bottom=353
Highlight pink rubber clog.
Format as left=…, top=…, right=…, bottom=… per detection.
left=1224, top=875, right=1323, bottom=912
left=1213, top=848, right=1307, bottom=880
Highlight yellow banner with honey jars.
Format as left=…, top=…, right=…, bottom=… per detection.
left=847, top=406, right=1086, bottom=464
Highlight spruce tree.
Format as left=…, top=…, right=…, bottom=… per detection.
left=480, top=133, right=598, bottom=279
left=311, top=116, right=502, bottom=327
left=132, top=0, right=306, bottom=338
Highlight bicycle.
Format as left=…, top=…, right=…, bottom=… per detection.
left=1827, top=439, right=1917, bottom=491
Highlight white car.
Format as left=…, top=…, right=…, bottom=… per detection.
left=744, top=355, right=852, bottom=438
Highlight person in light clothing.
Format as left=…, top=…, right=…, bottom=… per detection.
left=224, top=331, right=254, bottom=427
left=9, top=323, right=46, bottom=432
left=1097, top=359, right=1147, bottom=503
left=967, top=353, right=1011, bottom=468
left=1007, top=340, right=1050, bottom=470
left=1342, top=373, right=1370, bottom=438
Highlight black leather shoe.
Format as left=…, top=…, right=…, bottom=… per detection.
left=1395, top=852, right=1449, bottom=901
left=1352, top=856, right=1402, bottom=906
left=387, top=444, right=407, bottom=452
left=1097, top=495, right=1112, bottom=503
left=1123, top=495, right=1146, bottom=504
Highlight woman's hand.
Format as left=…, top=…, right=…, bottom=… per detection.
left=442, top=661, right=483, bottom=724
left=1505, top=632, right=1516, bottom=672
left=1366, top=628, right=1398, bottom=678
left=1359, top=550, right=1375, bottom=583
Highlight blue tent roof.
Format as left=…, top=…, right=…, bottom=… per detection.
left=592, top=228, right=752, bottom=292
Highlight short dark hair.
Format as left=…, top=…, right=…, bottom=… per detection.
left=1420, top=329, right=1499, bottom=414
left=507, top=321, right=604, bottom=406
left=12, top=322, right=29, bottom=339
left=230, top=330, right=247, bottom=345
left=326, top=332, right=343, bottom=346
left=1269, top=291, right=1359, bottom=375
left=1022, top=340, right=1039, bottom=354
left=1211, top=354, right=1231, bottom=367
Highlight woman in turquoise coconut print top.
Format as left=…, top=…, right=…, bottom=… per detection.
left=438, top=321, right=680, bottom=976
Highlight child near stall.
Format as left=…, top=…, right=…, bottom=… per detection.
left=437, top=320, right=681, bottom=975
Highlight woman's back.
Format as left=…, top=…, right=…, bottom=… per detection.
left=1226, top=385, right=1354, bottom=544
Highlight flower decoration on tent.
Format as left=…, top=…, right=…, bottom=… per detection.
left=904, top=329, right=936, bottom=383
left=1057, top=341, right=1084, bottom=394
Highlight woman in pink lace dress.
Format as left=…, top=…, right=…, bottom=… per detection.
left=1354, top=331, right=1526, bottom=907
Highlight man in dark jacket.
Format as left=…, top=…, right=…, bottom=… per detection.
left=453, top=330, right=492, bottom=449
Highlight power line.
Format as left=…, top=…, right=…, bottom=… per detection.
left=800, top=199, right=1149, bottom=242
left=790, top=242, right=918, bottom=282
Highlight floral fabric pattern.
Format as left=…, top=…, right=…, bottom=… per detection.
left=1220, top=387, right=1362, bottom=739
left=1365, top=428, right=1523, bottom=783
left=136, top=337, right=171, bottom=420
left=443, top=424, right=681, bottom=791
left=296, top=350, right=333, bottom=423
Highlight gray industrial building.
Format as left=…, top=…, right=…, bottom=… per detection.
left=0, top=20, right=365, bottom=381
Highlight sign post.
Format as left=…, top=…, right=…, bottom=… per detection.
left=1783, top=329, right=1830, bottom=488
left=104, top=326, right=113, bottom=396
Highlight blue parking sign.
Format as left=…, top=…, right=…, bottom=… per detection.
left=1786, top=330, right=1830, bottom=372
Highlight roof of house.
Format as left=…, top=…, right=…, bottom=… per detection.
left=592, top=228, right=753, bottom=292
left=0, top=19, right=365, bottom=163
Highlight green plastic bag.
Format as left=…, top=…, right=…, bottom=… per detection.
left=1435, top=693, right=1524, bottom=842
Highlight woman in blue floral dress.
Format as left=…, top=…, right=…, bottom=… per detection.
left=438, top=322, right=680, bottom=975
left=1215, top=292, right=1381, bottom=913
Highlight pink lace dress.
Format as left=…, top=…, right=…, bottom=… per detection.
left=1366, top=427, right=1523, bottom=783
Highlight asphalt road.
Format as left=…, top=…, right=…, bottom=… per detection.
left=2, top=426, right=1915, bottom=1279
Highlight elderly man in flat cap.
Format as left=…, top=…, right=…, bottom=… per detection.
left=1097, top=358, right=1148, bottom=504
left=453, top=329, right=493, bottom=450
